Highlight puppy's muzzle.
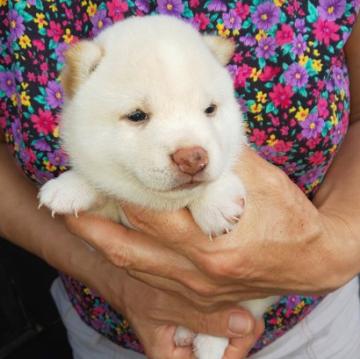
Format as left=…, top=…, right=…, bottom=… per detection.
left=171, top=146, right=208, bottom=176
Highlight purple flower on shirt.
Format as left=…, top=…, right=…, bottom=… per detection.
left=223, top=9, right=242, bottom=29
left=34, top=138, right=52, bottom=152
left=284, top=64, right=309, bottom=87
left=48, top=149, right=69, bottom=167
left=319, top=0, right=346, bottom=20
left=332, top=66, right=345, bottom=88
left=251, top=1, right=280, bottom=30
left=55, top=42, right=69, bottom=63
left=207, top=0, right=227, bottom=12
left=157, top=0, right=184, bottom=16
left=256, top=37, right=277, bottom=59
left=239, top=35, right=257, bottom=47
left=227, top=64, right=238, bottom=78
left=46, top=81, right=64, bottom=109
left=91, top=9, right=112, bottom=35
left=135, top=0, right=150, bottom=12
left=0, top=72, right=16, bottom=97
left=294, top=18, right=306, bottom=32
left=300, top=114, right=325, bottom=139
left=299, top=166, right=326, bottom=186
left=8, top=10, right=25, bottom=40
left=331, top=127, right=343, bottom=145
left=11, top=118, right=23, bottom=146
left=292, top=35, right=307, bottom=56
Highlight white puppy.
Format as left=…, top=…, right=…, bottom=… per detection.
left=39, top=16, right=276, bottom=359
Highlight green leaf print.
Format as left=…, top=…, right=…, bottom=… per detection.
left=306, top=1, right=318, bottom=23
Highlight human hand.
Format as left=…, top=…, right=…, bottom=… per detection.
left=91, top=256, right=264, bottom=359
left=66, top=146, right=348, bottom=306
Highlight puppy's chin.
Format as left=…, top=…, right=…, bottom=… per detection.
left=134, top=173, right=210, bottom=195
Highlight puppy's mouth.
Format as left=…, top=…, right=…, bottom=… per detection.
left=172, top=180, right=204, bottom=191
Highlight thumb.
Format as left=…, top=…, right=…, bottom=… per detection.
left=183, top=308, right=256, bottom=339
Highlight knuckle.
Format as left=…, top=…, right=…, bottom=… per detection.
left=107, top=245, right=132, bottom=268
left=203, top=254, right=238, bottom=279
left=190, top=281, right=218, bottom=298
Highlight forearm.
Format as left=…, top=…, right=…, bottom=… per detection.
left=313, top=121, right=360, bottom=276
left=0, top=141, right=111, bottom=290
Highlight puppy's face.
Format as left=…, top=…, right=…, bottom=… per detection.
left=61, top=17, right=244, bottom=197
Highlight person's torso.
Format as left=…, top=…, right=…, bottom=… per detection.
left=1, top=0, right=359, bottom=354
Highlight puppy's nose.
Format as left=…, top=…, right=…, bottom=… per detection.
left=171, top=146, right=208, bottom=175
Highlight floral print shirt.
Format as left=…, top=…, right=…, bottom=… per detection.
left=1, top=0, right=359, bottom=356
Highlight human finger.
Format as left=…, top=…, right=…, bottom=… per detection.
left=223, top=318, right=265, bottom=359
left=65, top=213, right=193, bottom=276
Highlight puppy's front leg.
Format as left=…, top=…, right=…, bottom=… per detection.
left=188, top=172, right=246, bottom=237
left=38, top=170, right=99, bottom=217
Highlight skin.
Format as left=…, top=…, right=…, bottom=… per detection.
left=65, top=12, right=360, bottom=358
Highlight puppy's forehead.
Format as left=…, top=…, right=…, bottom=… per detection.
left=91, top=17, right=229, bottom=106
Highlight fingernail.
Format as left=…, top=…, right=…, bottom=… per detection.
left=228, top=313, right=253, bottom=336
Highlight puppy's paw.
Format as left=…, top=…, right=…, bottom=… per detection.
left=189, top=173, right=245, bottom=237
left=193, top=334, right=228, bottom=359
left=174, top=326, right=195, bottom=347
left=38, top=171, right=98, bottom=216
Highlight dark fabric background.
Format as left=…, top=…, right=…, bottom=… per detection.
left=0, top=238, right=72, bottom=359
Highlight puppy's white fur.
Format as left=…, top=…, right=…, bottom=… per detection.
left=39, top=16, right=276, bottom=359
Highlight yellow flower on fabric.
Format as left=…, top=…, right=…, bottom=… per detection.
left=330, top=114, right=338, bottom=126
left=299, top=55, right=309, bottom=66
left=330, top=101, right=337, bottom=112
left=255, top=114, right=264, bottom=122
left=34, top=13, right=48, bottom=29
left=84, top=287, right=91, bottom=295
left=81, top=0, right=87, bottom=5
left=256, top=91, right=267, bottom=103
left=289, top=106, right=296, bottom=113
left=250, top=68, right=262, bottom=82
left=44, top=160, right=56, bottom=172
left=274, top=0, right=285, bottom=6
left=250, top=103, right=263, bottom=113
left=340, top=89, right=345, bottom=100
left=11, top=94, right=18, bottom=106
left=329, top=145, right=337, bottom=154
left=295, top=106, right=309, bottom=121
left=232, top=29, right=240, bottom=36
left=20, top=91, right=31, bottom=107
left=21, top=82, right=28, bottom=90
left=87, top=1, right=97, bottom=16
left=63, top=28, right=74, bottom=44
left=312, top=59, right=323, bottom=72
left=216, top=23, right=230, bottom=38
left=49, top=4, right=58, bottom=12
left=0, top=0, right=7, bottom=6
left=53, top=126, right=60, bottom=138
left=313, top=49, right=320, bottom=57
left=267, top=134, right=277, bottom=146
left=19, top=35, right=31, bottom=49
left=255, top=30, right=267, bottom=42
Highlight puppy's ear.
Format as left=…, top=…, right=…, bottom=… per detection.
left=61, top=40, right=103, bottom=99
left=203, top=36, right=235, bottom=65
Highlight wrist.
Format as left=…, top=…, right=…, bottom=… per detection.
left=317, top=210, right=359, bottom=291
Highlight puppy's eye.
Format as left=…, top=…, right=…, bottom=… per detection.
left=205, top=104, right=217, bottom=116
left=127, top=110, right=149, bottom=122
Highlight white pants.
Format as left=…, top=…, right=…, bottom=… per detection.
left=51, top=277, right=360, bottom=359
